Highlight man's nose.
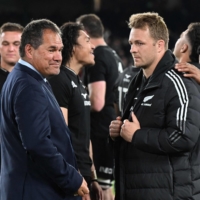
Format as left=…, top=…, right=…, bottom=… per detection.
left=130, top=44, right=137, bottom=53
left=8, top=44, right=15, bottom=51
left=91, top=42, right=95, bottom=49
left=54, top=51, right=62, bottom=61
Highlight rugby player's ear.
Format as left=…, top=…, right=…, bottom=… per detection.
left=180, top=43, right=188, bottom=53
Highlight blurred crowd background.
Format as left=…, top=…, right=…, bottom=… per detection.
left=1, top=0, right=200, bottom=68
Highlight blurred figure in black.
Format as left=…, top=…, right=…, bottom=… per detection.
left=117, top=65, right=139, bottom=115
left=48, top=22, right=103, bottom=200
left=175, top=22, right=200, bottom=82
left=76, top=14, right=123, bottom=200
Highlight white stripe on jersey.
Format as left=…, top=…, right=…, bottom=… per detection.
left=165, top=69, right=189, bottom=144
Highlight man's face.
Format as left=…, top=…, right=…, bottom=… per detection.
left=30, top=29, right=63, bottom=77
left=129, top=27, right=159, bottom=69
left=173, top=30, right=188, bottom=60
left=73, top=30, right=95, bottom=66
left=0, top=31, right=22, bottom=67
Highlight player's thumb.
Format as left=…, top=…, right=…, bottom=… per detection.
left=131, top=112, right=138, bottom=123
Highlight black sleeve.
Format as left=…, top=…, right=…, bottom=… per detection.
left=87, top=58, right=106, bottom=83
left=132, top=78, right=200, bottom=155
left=48, top=72, right=72, bottom=109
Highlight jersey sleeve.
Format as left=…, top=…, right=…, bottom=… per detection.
left=87, top=58, right=106, bottom=83
left=48, top=71, right=72, bottom=109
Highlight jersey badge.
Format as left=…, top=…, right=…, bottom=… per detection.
left=141, top=95, right=154, bottom=107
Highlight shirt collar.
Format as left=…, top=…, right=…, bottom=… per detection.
left=18, top=58, right=47, bottom=82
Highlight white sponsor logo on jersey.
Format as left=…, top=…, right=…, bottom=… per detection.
left=84, top=101, right=91, bottom=106
left=125, top=74, right=131, bottom=79
left=81, top=93, right=87, bottom=99
left=123, top=74, right=131, bottom=82
left=99, top=166, right=113, bottom=174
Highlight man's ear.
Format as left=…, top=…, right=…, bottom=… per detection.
left=180, top=43, right=188, bottom=53
left=25, top=44, right=34, bottom=58
left=156, top=40, right=165, bottom=53
left=72, top=45, right=76, bottom=55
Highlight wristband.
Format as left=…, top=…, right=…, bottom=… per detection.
left=91, top=179, right=98, bottom=182
left=91, top=170, right=97, bottom=180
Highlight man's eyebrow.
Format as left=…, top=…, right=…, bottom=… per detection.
left=85, top=35, right=90, bottom=40
left=48, top=45, right=57, bottom=48
left=129, top=39, right=144, bottom=43
left=48, top=45, right=62, bottom=49
left=2, top=40, right=20, bottom=43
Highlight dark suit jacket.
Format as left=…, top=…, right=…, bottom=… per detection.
left=0, top=62, right=82, bottom=200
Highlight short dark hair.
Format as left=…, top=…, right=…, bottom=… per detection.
left=76, top=14, right=104, bottom=38
left=129, top=12, right=169, bottom=49
left=0, top=22, right=24, bottom=34
left=60, top=22, right=84, bottom=66
left=19, top=19, right=61, bottom=58
left=186, top=22, right=200, bottom=62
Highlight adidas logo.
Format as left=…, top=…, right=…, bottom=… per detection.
left=71, top=81, right=77, bottom=88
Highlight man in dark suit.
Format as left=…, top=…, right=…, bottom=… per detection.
left=0, top=19, right=89, bottom=200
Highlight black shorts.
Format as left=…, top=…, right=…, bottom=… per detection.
left=91, top=135, right=114, bottom=189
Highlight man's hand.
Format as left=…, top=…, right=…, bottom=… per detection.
left=90, top=181, right=103, bottom=200
left=175, top=62, right=200, bottom=84
left=109, top=116, right=122, bottom=139
left=120, top=112, right=140, bottom=142
left=82, top=193, right=90, bottom=200
left=77, top=178, right=89, bottom=197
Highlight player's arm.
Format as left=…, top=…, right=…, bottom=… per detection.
left=88, top=81, right=106, bottom=112
left=60, top=107, right=68, bottom=125
left=89, top=141, right=103, bottom=200
left=175, top=62, right=200, bottom=84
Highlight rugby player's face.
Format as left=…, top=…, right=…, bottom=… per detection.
left=73, top=30, right=95, bottom=66
left=0, top=31, right=22, bottom=66
left=173, top=30, right=188, bottom=61
left=129, top=27, right=158, bottom=70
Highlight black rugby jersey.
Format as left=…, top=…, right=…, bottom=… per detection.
left=49, top=66, right=92, bottom=177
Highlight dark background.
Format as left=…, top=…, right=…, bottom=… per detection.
left=0, top=0, right=200, bottom=66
